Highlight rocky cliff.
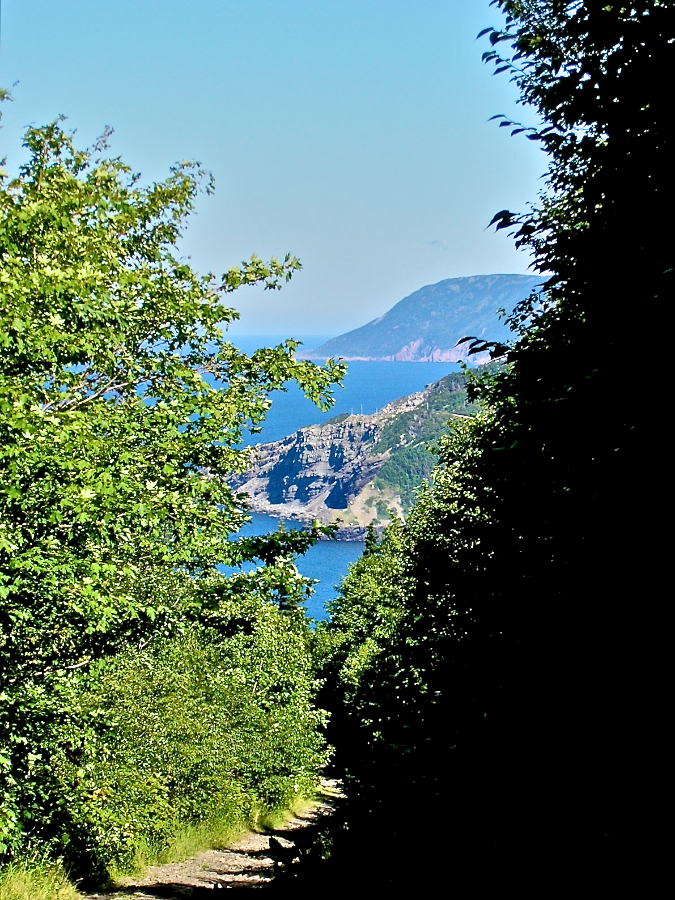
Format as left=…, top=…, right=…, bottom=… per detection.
left=230, top=373, right=474, bottom=538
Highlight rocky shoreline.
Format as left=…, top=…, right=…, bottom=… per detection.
left=229, top=389, right=428, bottom=536
left=241, top=502, right=381, bottom=542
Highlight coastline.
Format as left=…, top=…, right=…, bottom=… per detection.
left=241, top=503, right=383, bottom=542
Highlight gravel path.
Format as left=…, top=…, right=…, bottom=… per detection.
left=81, top=781, right=341, bottom=897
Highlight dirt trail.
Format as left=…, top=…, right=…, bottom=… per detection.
left=81, top=780, right=341, bottom=897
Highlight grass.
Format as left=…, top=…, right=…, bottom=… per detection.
left=0, top=817, right=252, bottom=898
left=105, top=791, right=319, bottom=880
left=0, top=791, right=325, bottom=898
left=0, top=860, right=79, bottom=900
left=105, top=813, right=252, bottom=882
left=259, top=795, right=316, bottom=832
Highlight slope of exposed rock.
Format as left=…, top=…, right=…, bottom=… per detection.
left=230, top=372, right=475, bottom=538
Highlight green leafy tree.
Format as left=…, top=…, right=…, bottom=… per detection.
left=0, top=104, right=344, bottom=864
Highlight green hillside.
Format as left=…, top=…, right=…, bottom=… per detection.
left=308, top=274, right=541, bottom=360
left=372, top=369, right=490, bottom=510
left=227, top=368, right=493, bottom=533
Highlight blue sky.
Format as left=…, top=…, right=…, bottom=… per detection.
left=1, top=1, right=545, bottom=336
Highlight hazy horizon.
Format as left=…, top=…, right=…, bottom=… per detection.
left=1, top=1, right=545, bottom=334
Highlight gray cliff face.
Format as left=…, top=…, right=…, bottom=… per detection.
left=229, top=391, right=427, bottom=533
left=234, top=418, right=383, bottom=511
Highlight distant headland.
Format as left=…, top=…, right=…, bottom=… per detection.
left=298, top=273, right=541, bottom=362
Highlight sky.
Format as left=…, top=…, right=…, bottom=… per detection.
left=0, top=0, right=545, bottom=337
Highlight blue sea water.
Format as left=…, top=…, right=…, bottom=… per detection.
left=220, top=335, right=462, bottom=619
left=229, top=334, right=462, bottom=444
left=228, top=512, right=365, bottom=622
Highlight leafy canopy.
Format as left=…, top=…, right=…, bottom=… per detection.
left=0, top=111, right=345, bottom=685
left=0, top=104, right=346, bottom=860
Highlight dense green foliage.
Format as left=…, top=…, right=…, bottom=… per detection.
left=304, top=1, right=670, bottom=889
left=51, top=595, right=326, bottom=880
left=0, top=102, right=344, bottom=885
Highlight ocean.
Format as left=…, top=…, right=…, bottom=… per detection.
left=222, top=334, right=462, bottom=619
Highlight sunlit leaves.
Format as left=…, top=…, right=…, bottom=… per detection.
left=0, top=110, right=343, bottom=863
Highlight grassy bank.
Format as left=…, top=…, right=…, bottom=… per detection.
left=0, top=791, right=322, bottom=898
left=0, top=860, right=79, bottom=900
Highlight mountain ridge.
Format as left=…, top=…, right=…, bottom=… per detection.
left=299, top=273, right=541, bottom=362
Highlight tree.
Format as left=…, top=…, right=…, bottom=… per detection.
left=305, top=1, right=670, bottom=888
left=0, top=105, right=345, bottom=862
left=0, top=109, right=345, bottom=675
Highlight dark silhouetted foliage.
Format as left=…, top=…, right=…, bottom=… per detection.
left=303, top=1, right=670, bottom=889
